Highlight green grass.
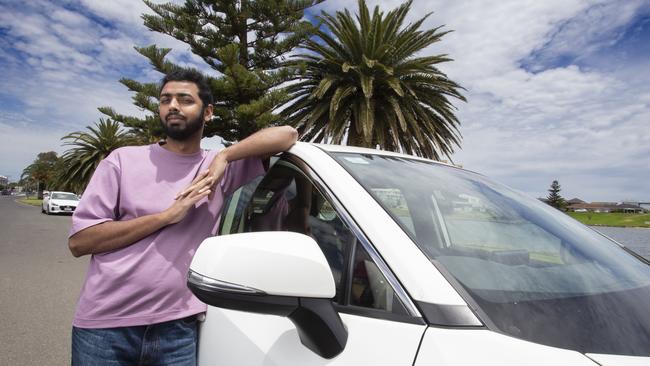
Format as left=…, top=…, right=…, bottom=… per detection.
left=17, top=198, right=42, bottom=207
left=567, top=212, right=650, bottom=228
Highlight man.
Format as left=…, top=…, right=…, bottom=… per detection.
left=68, top=69, right=298, bottom=365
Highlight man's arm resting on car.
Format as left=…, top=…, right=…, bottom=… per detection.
left=218, top=125, right=299, bottom=163
left=177, top=126, right=299, bottom=200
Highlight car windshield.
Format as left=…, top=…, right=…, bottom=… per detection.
left=334, top=152, right=650, bottom=356
left=52, top=193, right=79, bottom=200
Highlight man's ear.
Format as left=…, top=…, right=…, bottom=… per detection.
left=203, top=104, right=213, bottom=124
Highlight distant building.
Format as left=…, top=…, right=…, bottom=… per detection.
left=623, top=202, right=650, bottom=211
left=0, top=175, right=8, bottom=186
left=565, top=198, right=586, bottom=211
left=567, top=201, right=646, bottom=213
left=616, top=203, right=645, bottom=213
left=566, top=198, right=586, bottom=205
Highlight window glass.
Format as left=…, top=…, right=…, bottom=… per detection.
left=350, top=244, right=408, bottom=315
left=370, top=188, right=414, bottom=233
left=334, top=152, right=650, bottom=356
left=52, top=193, right=79, bottom=200
left=241, top=162, right=353, bottom=303
left=219, top=177, right=263, bottom=235
left=218, top=159, right=410, bottom=315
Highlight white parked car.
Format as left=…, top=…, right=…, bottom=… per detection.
left=189, top=143, right=650, bottom=366
left=42, top=191, right=80, bottom=215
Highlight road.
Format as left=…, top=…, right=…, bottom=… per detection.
left=0, top=196, right=88, bottom=365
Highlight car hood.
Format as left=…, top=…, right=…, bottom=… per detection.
left=586, top=353, right=650, bottom=366
left=416, top=327, right=609, bottom=366
left=50, top=199, right=79, bottom=206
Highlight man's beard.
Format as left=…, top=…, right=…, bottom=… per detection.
left=162, top=110, right=204, bottom=141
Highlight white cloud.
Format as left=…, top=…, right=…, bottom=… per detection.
left=347, top=0, right=650, bottom=202
left=1, top=0, right=648, bottom=204
left=76, top=0, right=154, bottom=28
left=522, top=0, right=650, bottom=69
left=0, top=0, right=200, bottom=181
left=0, top=113, right=68, bottom=180
left=311, top=0, right=650, bottom=201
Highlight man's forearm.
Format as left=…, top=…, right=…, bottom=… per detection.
left=219, top=126, right=298, bottom=162
left=68, top=212, right=172, bottom=257
left=70, top=170, right=215, bottom=257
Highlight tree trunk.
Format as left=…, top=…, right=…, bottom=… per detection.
left=347, top=129, right=372, bottom=148
left=238, top=0, right=248, bottom=67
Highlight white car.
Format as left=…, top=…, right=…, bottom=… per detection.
left=42, top=191, right=79, bottom=215
left=189, top=142, right=650, bottom=366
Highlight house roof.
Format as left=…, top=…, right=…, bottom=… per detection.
left=617, top=203, right=643, bottom=209
left=568, top=202, right=645, bottom=210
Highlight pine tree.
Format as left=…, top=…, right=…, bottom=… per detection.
left=546, top=180, right=566, bottom=210
left=99, top=0, right=323, bottom=143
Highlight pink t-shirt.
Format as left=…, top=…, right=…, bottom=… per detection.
left=70, top=143, right=263, bottom=328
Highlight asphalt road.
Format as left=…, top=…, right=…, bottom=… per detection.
left=0, top=196, right=88, bottom=365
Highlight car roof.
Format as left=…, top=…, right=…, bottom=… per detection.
left=50, top=191, right=76, bottom=195
left=305, top=142, right=458, bottom=169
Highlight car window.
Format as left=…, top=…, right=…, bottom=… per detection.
left=370, top=188, right=414, bottom=233
left=219, top=159, right=408, bottom=315
left=334, top=152, right=650, bottom=355
left=239, top=161, right=353, bottom=303
left=51, top=193, right=79, bottom=200
left=350, top=244, right=408, bottom=314
left=219, top=176, right=263, bottom=235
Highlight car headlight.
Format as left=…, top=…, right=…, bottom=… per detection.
left=51, top=203, right=59, bottom=207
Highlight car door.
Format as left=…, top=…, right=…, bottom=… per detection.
left=197, top=156, right=427, bottom=365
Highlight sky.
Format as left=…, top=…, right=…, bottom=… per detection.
left=0, top=0, right=648, bottom=202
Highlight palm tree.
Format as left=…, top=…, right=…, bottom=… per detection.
left=56, top=119, right=135, bottom=193
left=21, top=151, right=59, bottom=198
left=281, top=0, right=465, bottom=160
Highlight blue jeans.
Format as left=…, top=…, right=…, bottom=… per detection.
left=71, top=316, right=198, bottom=366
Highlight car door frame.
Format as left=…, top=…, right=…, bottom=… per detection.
left=280, top=153, right=424, bottom=320
left=217, top=151, right=424, bottom=321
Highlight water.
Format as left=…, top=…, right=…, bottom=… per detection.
left=591, top=226, right=650, bottom=260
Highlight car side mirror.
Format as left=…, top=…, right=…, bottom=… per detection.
left=187, top=231, right=348, bottom=359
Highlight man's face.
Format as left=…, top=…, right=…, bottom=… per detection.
left=159, top=81, right=212, bottom=141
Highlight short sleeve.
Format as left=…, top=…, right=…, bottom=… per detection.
left=220, top=156, right=265, bottom=197
left=69, top=158, right=121, bottom=238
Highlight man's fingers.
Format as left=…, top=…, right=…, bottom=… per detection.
left=176, top=175, right=214, bottom=199
left=184, top=178, right=214, bottom=199
left=175, top=170, right=210, bottom=199
left=192, top=170, right=210, bottom=185
left=188, top=189, right=210, bottom=204
left=176, top=170, right=210, bottom=196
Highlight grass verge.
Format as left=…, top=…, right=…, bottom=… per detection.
left=567, top=212, right=650, bottom=228
left=17, top=198, right=42, bottom=207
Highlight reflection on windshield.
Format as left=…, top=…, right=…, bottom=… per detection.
left=334, top=152, right=650, bottom=356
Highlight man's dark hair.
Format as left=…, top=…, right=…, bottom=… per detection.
left=160, top=69, right=213, bottom=108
